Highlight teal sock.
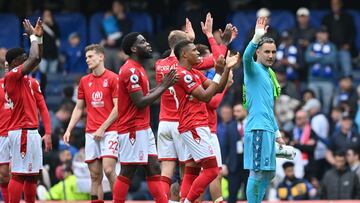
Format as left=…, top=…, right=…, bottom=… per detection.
left=246, top=177, right=261, bottom=203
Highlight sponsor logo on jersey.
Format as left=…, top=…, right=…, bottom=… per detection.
left=91, top=91, right=104, bottom=107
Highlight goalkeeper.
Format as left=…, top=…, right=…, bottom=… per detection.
left=242, top=16, right=286, bottom=203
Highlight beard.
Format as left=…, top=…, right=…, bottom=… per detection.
left=138, top=50, right=152, bottom=59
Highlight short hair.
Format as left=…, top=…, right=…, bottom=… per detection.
left=348, top=147, right=360, bottom=157
left=195, top=44, right=209, bottom=57
left=174, top=40, right=193, bottom=60
left=282, top=162, right=294, bottom=170
left=5, top=48, right=25, bottom=64
left=257, top=37, right=275, bottom=48
left=334, top=150, right=346, bottom=158
left=85, top=44, right=105, bottom=55
left=121, top=32, right=141, bottom=55
left=168, top=30, right=188, bottom=49
left=161, top=49, right=171, bottom=59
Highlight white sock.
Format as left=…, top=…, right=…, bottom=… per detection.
left=168, top=201, right=179, bottom=203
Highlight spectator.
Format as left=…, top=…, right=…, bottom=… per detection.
left=320, top=151, right=360, bottom=200
left=55, top=150, right=73, bottom=181
left=39, top=9, right=60, bottom=74
left=355, top=86, right=360, bottom=134
left=45, top=160, right=90, bottom=200
left=346, top=147, right=360, bottom=180
left=217, top=104, right=233, bottom=148
left=274, top=31, right=301, bottom=83
left=61, top=32, right=87, bottom=74
left=277, top=162, right=314, bottom=200
left=0, top=47, right=7, bottom=77
left=274, top=93, right=300, bottom=131
left=305, top=26, right=337, bottom=114
left=326, top=113, right=360, bottom=165
left=275, top=130, right=304, bottom=183
left=222, top=103, right=249, bottom=202
left=322, top=0, right=356, bottom=77
left=290, top=110, right=318, bottom=178
left=289, top=7, right=316, bottom=88
left=329, top=106, right=343, bottom=135
left=245, top=8, right=280, bottom=48
left=332, top=76, right=358, bottom=112
left=275, top=66, right=300, bottom=100
left=301, top=89, right=316, bottom=105
left=50, top=101, right=75, bottom=134
left=101, top=0, right=132, bottom=72
left=302, top=98, right=330, bottom=179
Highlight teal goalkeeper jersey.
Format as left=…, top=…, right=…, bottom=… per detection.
left=243, top=42, right=279, bottom=132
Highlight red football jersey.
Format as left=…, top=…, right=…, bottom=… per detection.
left=78, top=69, right=118, bottom=133
left=0, top=78, right=11, bottom=136
left=155, top=37, right=227, bottom=122
left=30, top=77, right=51, bottom=135
left=117, top=59, right=150, bottom=133
left=206, top=90, right=226, bottom=133
left=173, top=67, right=209, bottom=133
left=4, top=65, right=39, bottom=130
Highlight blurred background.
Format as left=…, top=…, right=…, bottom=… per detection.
left=1, top=0, right=360, bottom=201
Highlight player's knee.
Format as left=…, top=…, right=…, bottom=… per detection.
left=103, top=166, right=115, bottom=177
left=90, top=171, right=103, bottom=182
left=201, top=158, right=219, bottom=179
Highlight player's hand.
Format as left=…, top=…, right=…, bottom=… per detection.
left=222, top=164, right=229, bottom=177
left=93, top=128, right=105, bottom=141
left=33, top=17, right=43, bottom=37
left=161, top=69, right=179, bottom=88
left=276, top=137, right=286, bottom=150
left=214, top=55, right=226, bottom=75
left=42, top=133, right=52, bottom=152
left=219, top=23, right=233, bottom=46
left=252, top=17, right=269, bottom=44
left=63, top=131, right=71, bottom=146
left=23, top=19, right=35, bottom=36
left=201, top=12, right=213, bottom=38
left=225, top=51, right=240, bottom=69
left=185, top=18, right=195, bottom=42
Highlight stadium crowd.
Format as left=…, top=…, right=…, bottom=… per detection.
left=1, top=0, right=360, bottom=202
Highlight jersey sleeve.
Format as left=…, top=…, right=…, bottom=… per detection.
left=110, top=75, right=119, bottom=98
left=178, top=70, right=199, bottom=94
left=32, top=79, right=52, bottom=135
left=207, top=89, right=226, bottom=110
left=122, top=68, right=143, bottom=94
left=193, top=37, right=227, bottom=71
left=5, top=65, right=24, bottom=82
left=77, top=78, right=85, bottom=100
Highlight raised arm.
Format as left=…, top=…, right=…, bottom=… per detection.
left=243, top=17, right=268, bottom=72
left=21, top=18, right=43, bottom=75
left=130, top=69, right=178, bottom=109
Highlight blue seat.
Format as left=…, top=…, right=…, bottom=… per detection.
left=54, top=13, right=87, bottom=49
left=348, top=10, right=360, bottom=52
left=309, top=10, right=327, bottom=28
left=128, top=12, right=154, bottom=39
left=230, top=10, right=295, bottom=51
left=0, top=14, right=20, bottom=48
left=89, top=12, right=105, bottom=44
left=230, top=11, right=256, bottom=51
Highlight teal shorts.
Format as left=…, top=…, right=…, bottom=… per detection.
left=244, top=130, right=276, bottom=171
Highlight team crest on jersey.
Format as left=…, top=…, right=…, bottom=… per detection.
left=130, top=74, right=139, bottom=84
left=194, top=136, right=201, bottom=144
left=184, top=74, right=193, bottom=84
left=103, top=79, right=108, bottom=87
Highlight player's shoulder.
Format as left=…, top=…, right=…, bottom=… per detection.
left=104, top=69, right=118, bottom=78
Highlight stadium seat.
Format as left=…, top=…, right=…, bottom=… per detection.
left=89, top=12, right=105, bottom=44
left=309, top=10, right=327, bottom=28
left=230, top=10, right=295, bottom=51
left=0, top=13, right=20, bottom=48
left=348, top=10, right=360, bottom=52
left=127, top=12, right=154, bottom=39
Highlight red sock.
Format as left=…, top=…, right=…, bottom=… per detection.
left=8, top=175, right=25, bottom=203
left=23, top=176, right=37, bottom=203
left=160, top=176, right=171, bottom=199
left=147, top=175, right=168, bottom=203
left=180, top=166, right=201, bottom=199
left=1, top=182, right=9, bottom=203
left=113, top=175, right=130, bottom=203
left=186, top=158, right=218, bottom=202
